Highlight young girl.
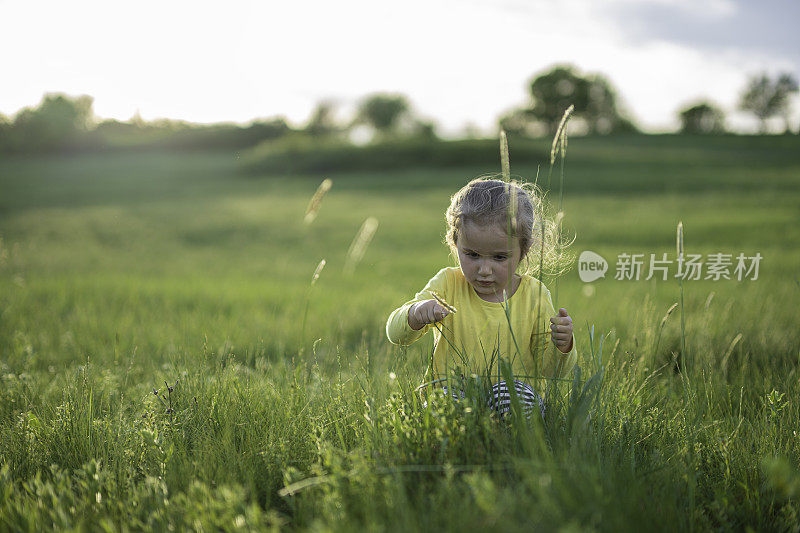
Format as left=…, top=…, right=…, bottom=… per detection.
left=386, top=177, right=577, bottom=418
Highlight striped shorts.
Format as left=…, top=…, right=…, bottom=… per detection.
left=442, top=379, right=546, bottom=420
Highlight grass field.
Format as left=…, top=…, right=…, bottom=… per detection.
left=1, top=134, right=799, bottom=530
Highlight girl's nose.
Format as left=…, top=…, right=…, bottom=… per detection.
left=478, top=260, right=492, bottom=275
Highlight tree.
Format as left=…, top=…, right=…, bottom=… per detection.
left=678, top=101, right=726, bottom=134
left=739, top=72, right=799, bottom=134
left=248, top=117, right=290, bottom=141
left=524, top=65, right=635, bottom=136
left=0, top=113, right=11, bottom=152
left=499, top=108, right=544, bottom=138
left=355, top=93, right=410, bottom=138
left=410, top=119, right=437, bottom=140
left=12, top=93, right=95, bottom=152
left=305, top=100, right=341, bottom=138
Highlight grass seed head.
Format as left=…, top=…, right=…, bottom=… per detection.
left=304, top=178, right=333, bottom=225
left=660, top=302, right=679, bottom=328
left=344, top=217, right=379, bottom=274
left=500, top=130, right=510, bottom=182
left=311, top=259, right=326, bottom=285
left=550, top=105, right=575, bottom=165
left=429, top=290, right=457, bottom=314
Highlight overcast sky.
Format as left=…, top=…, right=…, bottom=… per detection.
left=1, top=0, right=798, bottom=135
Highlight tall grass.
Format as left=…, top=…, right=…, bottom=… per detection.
left=1, top=137, right=799, bottom=530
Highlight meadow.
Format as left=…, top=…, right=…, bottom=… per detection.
left=1, top=134, right=799, bottom=531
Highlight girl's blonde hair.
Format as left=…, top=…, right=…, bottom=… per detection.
left=445, top=176, right=572, bottom=278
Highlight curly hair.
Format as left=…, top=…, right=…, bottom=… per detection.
left=444, top=176, right=572, bottom=278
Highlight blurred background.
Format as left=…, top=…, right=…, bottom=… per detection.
left=1, top=0, right=798, bottom=361
left=1, top=0, right=799, bottom=154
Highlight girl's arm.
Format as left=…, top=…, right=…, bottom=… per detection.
left=538, top=286, right=578, bottom=380
left=386, top=268, right=450, bottom=346
left=550, top=308, right=574, bottom=353
left=386, top=301, right=430, bottom=345
left=547, top=307, right=577, bottom=379
left=407, top=300, right=449, bottom=331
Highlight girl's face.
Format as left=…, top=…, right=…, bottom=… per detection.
left=456, top=220, right=524, bottom=303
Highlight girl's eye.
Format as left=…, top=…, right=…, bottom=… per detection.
left=466, top=251, right=478, bottom=258
left=495, top=255, right=508, bottom=261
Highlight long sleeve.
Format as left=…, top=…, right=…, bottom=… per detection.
left=539, top=284, right=578, bottom=380
left=386, top=268, right=449, bottom=346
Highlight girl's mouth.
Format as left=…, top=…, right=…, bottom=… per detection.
left=477, top=280, right=493, bottom=287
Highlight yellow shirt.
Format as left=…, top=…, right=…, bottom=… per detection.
left=386, top=267, right=577, bottom=384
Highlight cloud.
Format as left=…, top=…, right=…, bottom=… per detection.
left=0, top=0, right=797, bottom=132
left=605, top=0, right=799, bottom=62
left=492, top=0, right=799, bottom=131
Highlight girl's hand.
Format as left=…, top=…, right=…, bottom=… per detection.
left=408, top=299, right=449, bottom=330
left=550, top=308, right=574, bottom=353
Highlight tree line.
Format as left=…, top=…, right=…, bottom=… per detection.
left=0, top=65, right=796, bottom=155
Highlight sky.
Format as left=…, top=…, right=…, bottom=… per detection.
left=1, top=0, right=798, bottom=135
